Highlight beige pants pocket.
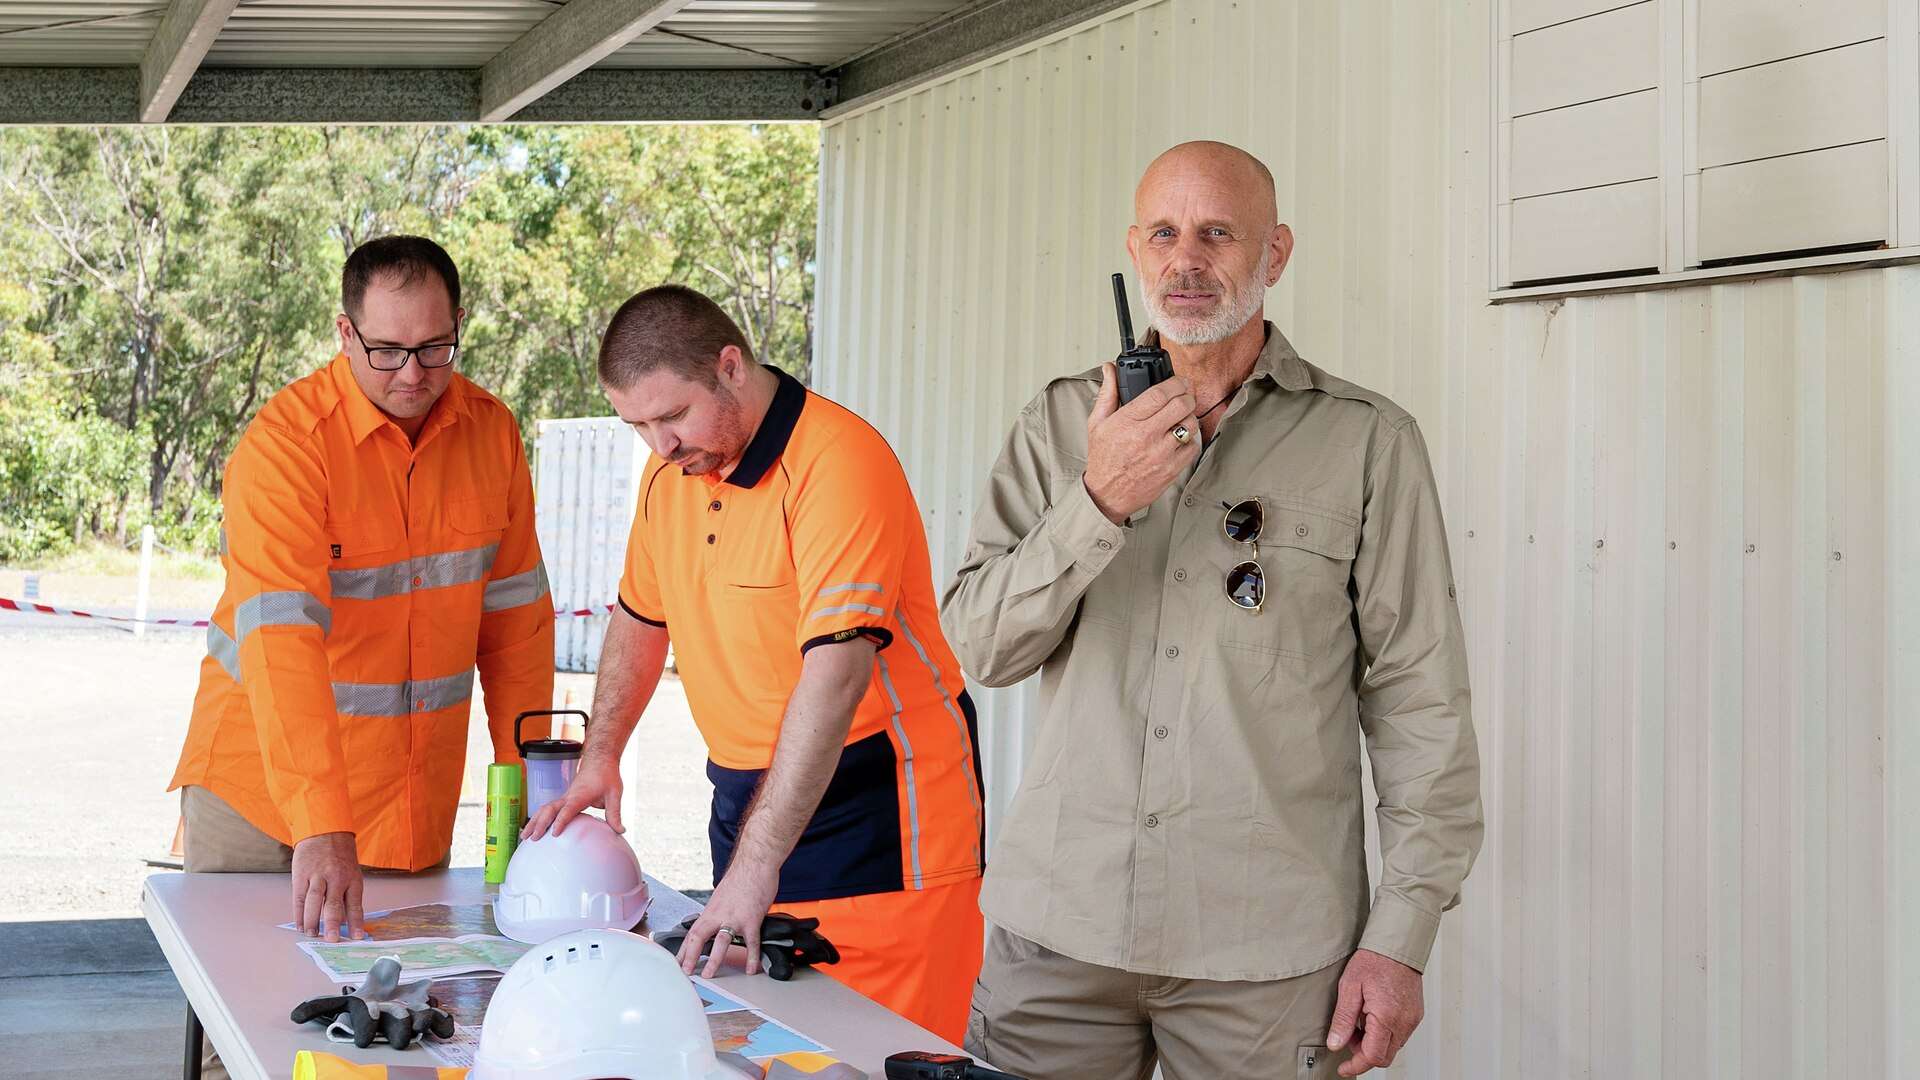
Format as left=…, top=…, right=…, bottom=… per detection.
left=964, top=979, right=993, bottom=1061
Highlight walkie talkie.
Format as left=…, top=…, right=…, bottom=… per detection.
left=1111, top=272, right=1172, bottom=406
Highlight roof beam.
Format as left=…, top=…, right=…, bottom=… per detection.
left=0, top=67, right=827, bottom=126
left=478, top=0, right=696, bottom=123
left=138, top=0, right=242, bottom=123
left=825, top=0, right=1135, bottom=117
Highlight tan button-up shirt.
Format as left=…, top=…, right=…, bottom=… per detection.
left=942, top=324, right=1481, bottom=980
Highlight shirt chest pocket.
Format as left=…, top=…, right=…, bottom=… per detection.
left=448, top=493, right=508, bottom=546
left=1219, top=497, right=1358, bottom=663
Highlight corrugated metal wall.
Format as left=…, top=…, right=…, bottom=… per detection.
left=533, top=417, right=645, bottom=672
left=813, top=0, right=1920, bottom=1076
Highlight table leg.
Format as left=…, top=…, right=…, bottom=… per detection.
left=184, top=1003, right=205, bottom=1080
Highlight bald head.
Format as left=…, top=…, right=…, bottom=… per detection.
left=1127, top=140, right=1291, bottom=346
left=1136, top=140, right=1277, bottom=231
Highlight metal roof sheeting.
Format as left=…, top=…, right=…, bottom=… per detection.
left=0, top=0, right=976, bottom=71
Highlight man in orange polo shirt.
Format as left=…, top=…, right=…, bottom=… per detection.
left=525, top=284, right=984, bottom=1041
left=170, top=236, right=554, bottom=947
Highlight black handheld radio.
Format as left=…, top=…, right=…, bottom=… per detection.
left=1111, top=272, right=1173, bottom=406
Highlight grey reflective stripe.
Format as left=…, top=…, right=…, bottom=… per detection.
left=333, top=681, right=408, bottom=717
left=811, top=602, right=886, bottom=620
left=333, top=669, right=475, bottom=717
left=206, top=623, right=241, bottom=682
left=218, top=527, right=228, bottom=556
left=329, top=544, right=498, bottom=601
left=386, top=1068, right=444, bottom=1080
left=876, top=656, right=924, bottom=890
left=413, top=669, right=476, bottom=711
left=816, top=582, right=883, bottom=598
left=898, top=609, right=985, bottom=869
left=483, top=561, right=551, bottom=612
left=236, top=591, right=331, bottom=638
left=206, top=591, right=328, bottom=685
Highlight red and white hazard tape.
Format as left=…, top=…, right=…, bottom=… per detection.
left=1, top=596, right=619, bottom=626
left=552, top=603, right=620, bottom=618
left=0, top=596, right=211, bottom=627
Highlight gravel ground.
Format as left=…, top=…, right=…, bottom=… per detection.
left=0, top=625, right=714, bottom=921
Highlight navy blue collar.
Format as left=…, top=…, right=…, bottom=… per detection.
left=724, top=367, right=806, bottom=489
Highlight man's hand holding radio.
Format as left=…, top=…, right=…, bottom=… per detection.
left=1084, top=362, right=1202, bottom=525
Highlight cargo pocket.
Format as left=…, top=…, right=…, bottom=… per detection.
left=1298, top=1045, right=1335, bottom=1078
left=965, top=980, right=993, bottom=1061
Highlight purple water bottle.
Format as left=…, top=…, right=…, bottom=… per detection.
left=514, top=709, right=590, bottom=816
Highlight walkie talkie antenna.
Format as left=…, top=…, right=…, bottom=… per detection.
left=1111, top=272, right=1136, bottom=351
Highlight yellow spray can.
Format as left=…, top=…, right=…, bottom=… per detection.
left=484, top=763, right=524, bottom=884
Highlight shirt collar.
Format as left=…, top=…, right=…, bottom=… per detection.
left=330, top=352, right=389, bottom=445
left=722, top=367, right=807, bottom=489
left=1138, top=321, right=1312, bottom=393
left=328, top=351, right=473, bottom=446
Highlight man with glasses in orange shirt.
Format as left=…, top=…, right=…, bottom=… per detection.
left=170, top=235, right=554, bottom=963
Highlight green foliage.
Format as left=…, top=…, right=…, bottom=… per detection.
left=0, top=123, right=819, bottom=561
left=0, top=370, right=145, bottom=562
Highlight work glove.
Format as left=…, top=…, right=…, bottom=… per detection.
left=290, top=956, right=456, bottom=1050
left=656, top=912, right=841, bottom=982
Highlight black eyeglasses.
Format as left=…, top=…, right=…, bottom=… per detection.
left=347, top=316, right=460, bottom=372
left=1222, top=498, right=1263, bottom=613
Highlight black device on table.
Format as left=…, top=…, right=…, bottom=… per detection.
left=883, top=1051, right=1025, bottom=1080
left=1111, top=271, right=1172, bottom=406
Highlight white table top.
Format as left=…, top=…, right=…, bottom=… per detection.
left=142, top=868, right=962, bottom=1079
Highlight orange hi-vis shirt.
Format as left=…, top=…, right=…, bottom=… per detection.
left=619, top=368, right=985, bottom=902
left=170, top=353, right=555, bottom=870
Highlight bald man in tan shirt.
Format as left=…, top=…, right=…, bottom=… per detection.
left=943, top=141, right=1482, bottom=1079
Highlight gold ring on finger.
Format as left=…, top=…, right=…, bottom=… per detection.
left=1172, top=424, right=1191, bottom=445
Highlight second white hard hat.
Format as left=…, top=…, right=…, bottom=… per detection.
left=493, top=813, right=650, bottom=945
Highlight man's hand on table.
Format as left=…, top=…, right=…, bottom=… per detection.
left=1327, top=948, right=1425, bottom=1076
left=675, top=854, right=780, bottom=979
left=291, top=831, right=365, bottom=942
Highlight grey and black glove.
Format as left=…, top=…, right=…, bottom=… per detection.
left=290, top=956, right=455, bottom=1049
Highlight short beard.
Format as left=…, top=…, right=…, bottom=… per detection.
left=1146, top=251, right=1270, bottom=346
left=676, top=383, right=750, bottom=476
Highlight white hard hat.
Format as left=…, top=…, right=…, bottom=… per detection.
left=494, top=813, right=651, bottom=944
left=469, top=928, right=755, bottom=1080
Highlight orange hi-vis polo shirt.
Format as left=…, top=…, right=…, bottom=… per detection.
left=619, top=368, right=985, bottom=903
left=170, top=353, right=555, bottom=870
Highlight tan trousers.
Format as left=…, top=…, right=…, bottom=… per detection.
left=178, top=786, right=448, bottom=1079
left=965, top=926, right=1353, bottom=1080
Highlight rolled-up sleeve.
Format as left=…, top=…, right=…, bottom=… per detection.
left=1350, top=419, right=1483, bottom=971
left=941, top=396, right=1126, bottom=688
